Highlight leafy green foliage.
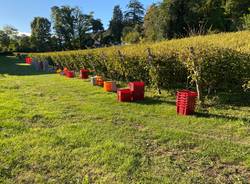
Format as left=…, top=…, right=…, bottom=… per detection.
left=31, top=17, right=51, bottom=52
left=109, top=5, right=124, bottom=43
left=91, top=19, right=104, bottom=34
left=122, top=30, right=141, bottom=44
left=242, top=9, right=250, bottom=30
left=31, top=31, right=250, bottom=94
left=2, top=0, right=250, bottom=51
left=0, top=26, right=18, bottom=52
left=223, top=0, right=250, bottom=30
left=143, top=5, right=166, bottom=42
left=143, top=0, right=250, bottom=41
left=16, top=35, right=32, bottom=52
left=124, top=0, right=145, bottom=26
left=0, top=30, right=10, bottom=48
left=243, top=80, right=250, bottom=91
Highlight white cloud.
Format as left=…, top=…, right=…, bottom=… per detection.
left=18, top=32, right=31, bottom=36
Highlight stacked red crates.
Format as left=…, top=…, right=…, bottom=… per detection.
left=117, top=82, right=145, bottom=102
left=80, top=69, right=89, bottom=79
left=117, top=89, right=132, bottom=102
left=176, top=90, right=198, bottom=115
left=128, top=82, right=145, bottom=101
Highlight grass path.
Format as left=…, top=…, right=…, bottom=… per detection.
left=0, top=56, right=249, bottom=183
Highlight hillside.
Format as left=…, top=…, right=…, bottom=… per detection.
left=0, top=55, right=249, bottom=183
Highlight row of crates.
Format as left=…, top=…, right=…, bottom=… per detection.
left=91, top=76, right=117, bottom=92
left=61, top=69, right=198, bottom=115
left=63, top=69, right=90, bottom=79
left=90, top=76, right=145, bottom=102
left=53, top=66, right=197, bottom=115
left=62, top=68, right=145, bottom=102
left=26, top=57, right=50, bottom=72
left=26, top=57, right=197, bottom=115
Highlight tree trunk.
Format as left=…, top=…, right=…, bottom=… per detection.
left=196, top=79, right=203, bottom=106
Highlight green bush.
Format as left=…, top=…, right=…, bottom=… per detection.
left=30, top=31, right=250, bottom=92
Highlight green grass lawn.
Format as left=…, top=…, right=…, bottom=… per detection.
left=0, top=56, right=249, bottom=184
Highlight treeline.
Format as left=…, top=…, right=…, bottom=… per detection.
left=0, top=26, right=32, bottom=53
left=0, top=0, right=250, bottom=53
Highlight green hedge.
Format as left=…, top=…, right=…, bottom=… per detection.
left=30, top=31, right=250, bottom=92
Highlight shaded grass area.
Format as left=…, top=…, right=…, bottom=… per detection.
left=0, top=56, right=249, bottom=183
left=0, top=56, right=50, bottom=76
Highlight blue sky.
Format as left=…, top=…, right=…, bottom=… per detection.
left=0, top=0, right=161, bottom=34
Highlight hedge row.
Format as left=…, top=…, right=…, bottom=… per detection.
left=30, top=31, right=250, bottom=92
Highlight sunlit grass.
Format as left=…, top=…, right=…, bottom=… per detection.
left=0, top=56, right=249, bottom=183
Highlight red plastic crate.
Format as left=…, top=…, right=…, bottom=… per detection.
left=66, top=71, right=75, bottom=78
left=117, top=89, right=132, bottom=102
left=128, top=82, right=145, bottom=101
left=128, top=82, right=145, bottom=92
left=177, top=106, right=195, bottom=115
left=80, top=69, right=89, bottom=79
left=25, top=57, right=32, bottom=64
left=63, top=68, right=68, bottom=75
left=176, top=90, right=197, bottom=115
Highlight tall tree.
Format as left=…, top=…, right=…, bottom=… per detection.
left=51, top=6, right=96, bottom=50
left=3, top=26, right=18, bottom=39
left=122, top=0, right=145, bottom=44
left=109, top=5, right=124, bottom=43
left=75, top=13, right=93, bottom=49
left=201, top=0, right=225, bottom=31
left=74, top=12, right=93, bottom=49
left=156, top=0, right=250, bottom=39
left=50, top=35, right=60, bottom=51
left=51, top=6, right=64, bottom=50
left=124, top=0, right=145, bottom=26
left=91, top=19, right=104, bottom=34
left=158, top=0, right=215, bottom=38
left=17, top=35, right=31, bottom=52
left=0, top=30, right=10, bottom=49
left=162, top=0, right=194, bottom=38
left=90, top=19, right=104, bottom=47
left=30, top=17, right=51, bottom=52
left=223, top=0, right=250, bottom=30
left=0, top=26, right=19, bottom=51
left=51, top=6, right=76, bottom=50
left=144, top=4, right=167, bottom=41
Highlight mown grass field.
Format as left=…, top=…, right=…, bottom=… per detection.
left=0, top=56, right=249, bottom=183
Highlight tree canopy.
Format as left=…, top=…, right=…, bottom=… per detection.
left=31, top=17, right=51, bottom=52
left=0, top=0, right=249, bottom=53
left=109, top=5, right=124, bottom=43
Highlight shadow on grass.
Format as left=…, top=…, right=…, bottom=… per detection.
left=134, top=97, right=176, bottom=106
left=215, top=92, right=250, bottom=107
left=0, top=56, right=52, bottom=76
left=136, top=92, right=249, bottom=123
left=194, top=112, right=250, bottom=123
